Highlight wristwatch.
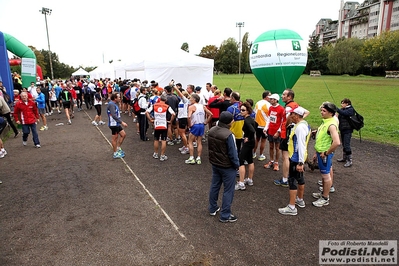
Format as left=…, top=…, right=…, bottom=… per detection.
left=324, top=151, right=328, bottom=156
left=298, top=162, right=304, bottom=166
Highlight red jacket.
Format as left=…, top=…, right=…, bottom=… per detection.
left=207, top=96, right=220, bottom=119
left=69, top=88, right=77, bottom=100
left=13, top=99, right=39, bottom=124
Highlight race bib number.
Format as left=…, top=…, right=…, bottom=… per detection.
left=270, top=114, right=277, bottom=123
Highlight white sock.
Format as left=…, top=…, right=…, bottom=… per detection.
left=188, top=156, right=194, bottom=160
left=288, top=204, right=296, bottom=210
left=282, top=177, right=288, bottom=182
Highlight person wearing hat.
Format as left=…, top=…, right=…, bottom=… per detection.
left=195, top=86, right=207, bottom=106
left=278, top=106, right=311, bottom=215
left=274, top=89, right=310, bottom=188
left=208, top=111, right=240, bottom=223
left=263, top=93, right=285, bottom=172
left=312, top=102, right=341, bottom=207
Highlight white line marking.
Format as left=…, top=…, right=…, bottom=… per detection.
left=85, top=111, right=188, bottom=240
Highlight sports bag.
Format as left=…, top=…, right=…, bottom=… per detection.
left=347, top=109, right=364, bottom=131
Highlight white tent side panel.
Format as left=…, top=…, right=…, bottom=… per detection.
left=144, top=66, right=213, bottom=88
left=88, top=64, right=116, bottom=80
left=88, top=51, right=214, bottom=87
left=125, top=70, right=146, bottom=81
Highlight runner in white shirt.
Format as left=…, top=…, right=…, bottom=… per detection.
left=173, top=86, right=190, bottom=154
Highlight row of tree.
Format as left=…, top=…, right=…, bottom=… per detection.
left=306, top=30, right=399, bottom=75
left=10, top=31, right=399, bottom=79
left=195, top=30, right=399, bottom=76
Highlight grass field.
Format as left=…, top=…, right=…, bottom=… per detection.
left=213, top=74, right=399, bottom=146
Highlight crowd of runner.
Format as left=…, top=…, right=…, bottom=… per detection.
left=1, top=73, right=358, bottom=219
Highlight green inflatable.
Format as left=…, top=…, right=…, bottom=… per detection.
left=3, top=33, right=37, bottom=89
left=249, top=29, right=307, bottom=101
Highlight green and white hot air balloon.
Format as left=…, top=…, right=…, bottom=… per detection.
left=249, top=29, right=308, bottom=100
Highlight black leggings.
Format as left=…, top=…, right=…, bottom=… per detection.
left=95, top=105, right=102, bottom=116
left=1, top=112, right=18, bottom=134
left=239, top=143, right=254, bottom=166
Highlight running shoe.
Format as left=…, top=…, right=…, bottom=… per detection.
left=113, top=152, right=123, bottom=159
left=258, top=154, right=266, bottom=161
left=273, top=178, right=288, bottom=187
left=295, top=198, right=306, bottom=208
left=278, top=205, right=298, bottom=216
left=209, top=207, right=220, bottom=216
left=235, top=182, right=246, bottom=191
left=185, top=157, right=196, bottom=164
left=180, top=147, right=189, bottom=154
left=319, top=186, right=336, bottom=193
left=219, top=214, right=237, bottom=223
left=264, top=161, right=274, bottom=169
left=312, top=197, right=329, bottom=207
left=244, top=178, right=253, bottom=186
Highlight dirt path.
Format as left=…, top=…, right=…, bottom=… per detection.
left=1, top=106, right=398, bottom=265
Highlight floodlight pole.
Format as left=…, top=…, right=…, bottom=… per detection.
left=236, top=22, right=244, bottom=74
left=40, top=7, right=54, bottom=80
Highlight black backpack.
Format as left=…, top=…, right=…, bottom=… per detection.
left=347, top=109, right=364, bottom=131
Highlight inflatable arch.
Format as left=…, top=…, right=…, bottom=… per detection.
left=0, top=31, right=38, bottom=101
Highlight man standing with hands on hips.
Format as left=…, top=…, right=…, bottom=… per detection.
left=107, top=92, right=128, bottom=159
left=312, top=102, right=341, bottom=207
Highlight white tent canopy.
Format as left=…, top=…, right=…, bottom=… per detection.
left=88, top=63, right=116, bottom=80
left=91, top=50, right=214, bottom=88
left=72, top=67, right=89, bottom=76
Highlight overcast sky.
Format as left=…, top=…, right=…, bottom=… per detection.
left=0, top=0, right=341, bottom=67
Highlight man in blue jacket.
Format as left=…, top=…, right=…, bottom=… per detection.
left=36, top=87, right=48, bottom=131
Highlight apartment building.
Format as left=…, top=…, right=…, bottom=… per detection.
left=312, top=0, right=399, bottom=45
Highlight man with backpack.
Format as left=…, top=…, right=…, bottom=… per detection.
left=83, top=83, right=92, bottom=110
left=336, top=98, right=355, bottom=167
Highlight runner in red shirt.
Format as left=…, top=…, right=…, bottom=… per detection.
left=264, top=94, right=285, bottom=171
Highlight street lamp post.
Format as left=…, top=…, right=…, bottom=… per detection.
left=40, top=7, right=54, bottom=80
left=236, top=22, right=244, bottom=75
